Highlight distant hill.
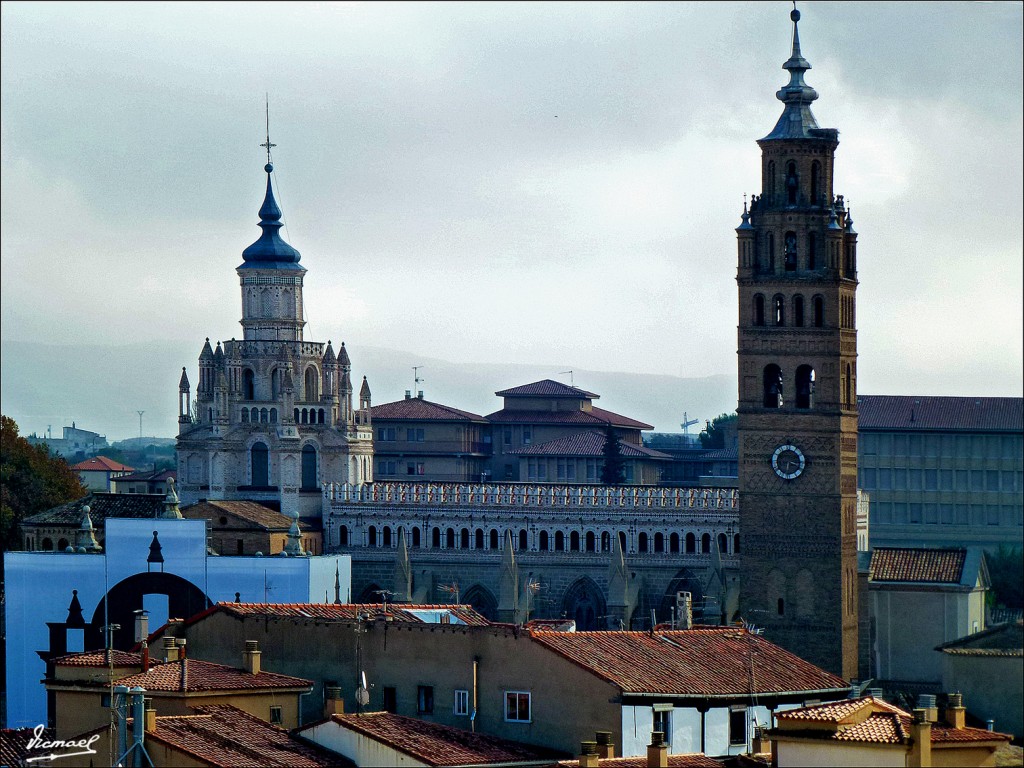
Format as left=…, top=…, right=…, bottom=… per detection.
left=0, top=339, right=737, bottom=442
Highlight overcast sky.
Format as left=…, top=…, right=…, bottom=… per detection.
left=2, top=2, right=1022, bottom=438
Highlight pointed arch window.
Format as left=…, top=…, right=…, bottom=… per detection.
left=796, top=365, right=815, bottom=409
left=242, top=369, right=255, bottom=400
left=305, top=367, right=319, bottom=401
left=753, top=294, right=765, bottom=327
left=301, top=444, right=318, bottom=489
left=250, top=442, right=269, bottom=487
left=763, top=364, right=784, bottom=408
left=794, top=295, right=805, bottom=327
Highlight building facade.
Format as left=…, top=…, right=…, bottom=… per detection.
left=175, top=158, right=374, bottom=521
left=736, top=9, right=859, bottom=680
left=856, top=395, right=1023, bottom=550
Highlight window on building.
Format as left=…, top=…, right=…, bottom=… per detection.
left=763, top=364, right=784, bottom=408
left=368, top=526, right=377, bottom=547
left=504, top=691, right=531, bottom=723
left=417, top=686, right=434, bottom=715
left=503, top=427, right=512, bottom=446
left=490, top=529, right=499, bottom=549
left=701, top=533, right=711, bottom=554
left=773, top=295, right=785, bottom=326
left=301, top=444, right=318, bottom=489
left=813, top=295, right=824, bottom=327
left=383, top=686, right=397, bottom=713
left=270, top=705, right=282, bottom=725
left=653, top=708, right=672, bottom=746
left=570, top=531, right=580, bottom=551
left=522, top=426, right=532, bottom=445
left=454, top=689, right=470, bottom=716
left=445, top=528, right=455, bottom=548
left=519, top=529, right=528, bottom=551
left=406, top=428, right=425, bottom=442
left=555, top=531, right=565, bottom=551
left=793, top=295, right=805, bottom=327
left=795, top=365, right=815, bottom=409
left=432, top=527, right=441, bottom=547
left=378, top=427, right=396, bottom=442
left=654, top=533, right=664, bottom=553
left=685, top=533, right=695, bottom=554
left=242, top=369, right=255, bottom=400
left=539, top=531, right=549, bottom=551
left=250, top=442, right=269, bottom=487
left=412, top=527, right=421, bottom=547
left=638, top=532, right=648, bottom=553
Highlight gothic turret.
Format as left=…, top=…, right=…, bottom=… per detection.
left=178, top=367, right=191, bottom=432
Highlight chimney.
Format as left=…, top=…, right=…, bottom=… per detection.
left=162, top=636, right=179, bottom=663
left=134, top=610, right=149, bottom=643
left=944, top=693, right=966, bottom=730
left=916, top=693, right=938, bottom=724
left=675, top=592, right=693, bottom=630
left=578, top=741, right=599, bottom=768
left=908, top=708, right=932, bottom=768
left=417, top=391, right=424, bottom=399
left=595, top=731, right=615, bottom=759
left=144, top=699, right=157, bottom=733
left=324, top=686, right=345, bottom=717
left=647, top=732, right=668, bottom=768
left=405, top=390, right=412, bottom=399
left=243, top=640, right=261, bottom=675
left=176, top=638, right=187, bottom=660
left=140, top=639, right=150, bottom=672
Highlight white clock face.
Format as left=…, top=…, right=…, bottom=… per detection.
left=771, top=444, right=806, bottom=480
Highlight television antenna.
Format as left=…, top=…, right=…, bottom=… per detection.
left=558, top=370, right=574, bottom=387
left=356, top=670, right=371, bottom=709
left=680, top=412, right=699, bottom=435
left=137, top=410, right=145, bottom=441
left=412, top=366, right=425, bottom=395
left=437, top=582, right=460, bottom=604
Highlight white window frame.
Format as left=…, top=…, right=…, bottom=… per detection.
left=504, top=690, right=531, bottom=723
left=454, top=689, right=470, bottom=716
left=729, top=705, right=748, bottom=746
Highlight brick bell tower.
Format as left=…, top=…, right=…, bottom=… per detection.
left=736, top=7, right=859, bottom=679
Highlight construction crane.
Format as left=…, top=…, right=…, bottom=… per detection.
left=680, top=412, right=699, bottom=435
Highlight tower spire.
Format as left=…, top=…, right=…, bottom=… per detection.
left=762, top=4, right=821, bottom=141
left=260, top=95, right=276, bottom=166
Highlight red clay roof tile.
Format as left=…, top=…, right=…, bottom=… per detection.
left=869, top=548, right=967, bottom=584
left=529, top=628, right=849, bottom=697
left=114, top=658, right=311, bottom=693
left=370, top=398, right=486, bottom=421
left=71, top=456, right=135, bottom=472
left=496, top=380, right=600, bottom=398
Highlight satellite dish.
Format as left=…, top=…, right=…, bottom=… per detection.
left=356, top=670, right=370, bottom=706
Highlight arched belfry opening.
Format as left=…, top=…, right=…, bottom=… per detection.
left=763, top=364, right=783, bottom=408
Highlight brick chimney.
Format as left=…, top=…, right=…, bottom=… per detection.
left=162, top=636, right=179, bottom=663
left=944, top=693, right=966, bottom=730
left=595, top=731, right=615, bottom=759
left=908, top=708, right=932, bottom=768
left=647, top=731, right=668, bottom=768
left=578, top=741, right=599, bottom=768
left=324, top=686, right=345, bottom=717
left=176, top=638, right=187, bottom=660
left=243, top=640, right=261, bottom=675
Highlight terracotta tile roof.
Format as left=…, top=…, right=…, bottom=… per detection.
left=184, top=500, right=296, bottom=531
left=71, top=455, right=135, bottom=472
left=857, top=395, right=1023, bottom=432
left=313, top=711, right=565, bottom=766
left=148, top=705, right=342, bottom=767
left=508, top=431, right=671, bottom=459
left=869, top=547, right=967, bottom=584
left=370, top=398, right=486, bottom=421
left=486, top=406, right=653, bottom=431
left=936, top=619, right=1023, bottom=657
left=496, top=379, right=600, bottom=399
left=53, top=649, right=147, bottom=667
left=114, top=658, right=312, bottom=693
left=2, top=727, right=56, bottom=765
left=775, top=697, right=1012, bottom=746
left=528, top=628, right=849, bottom=697
left=557, top=755, right=721, bottom=768
left=214, top=602, right=491, bottom=625
left=22, top=491, right=164, bottom=526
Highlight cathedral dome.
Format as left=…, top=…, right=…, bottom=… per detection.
left=240, top=163, right=304, bottom=269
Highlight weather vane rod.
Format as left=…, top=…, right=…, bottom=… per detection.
left=260, top=94, right=276, bottom=165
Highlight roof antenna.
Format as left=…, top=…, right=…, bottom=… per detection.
left=559, top=370, right=574, bottom=387
left=260, top=94, right=276, bottom=166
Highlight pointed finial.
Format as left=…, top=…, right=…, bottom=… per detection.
left=260, top=94, right=276, bottom=171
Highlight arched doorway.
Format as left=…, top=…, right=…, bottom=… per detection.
left=561, top=577, right=606, bottom=631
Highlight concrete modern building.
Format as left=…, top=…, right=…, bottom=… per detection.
left=856, top=395, right=1023, bottom=550
left=175, top=156, right=374, bottom=522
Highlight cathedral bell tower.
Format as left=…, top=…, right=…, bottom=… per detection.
left=736, top=8, right=859, bottom=679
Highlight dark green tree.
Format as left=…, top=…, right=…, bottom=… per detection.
left=986, top=544, right=1023, bottom=611
left=600, top=424, right=626, bottom=485
left=1, top=415, right=87, bottom=560
left=699, top=413, right=737, bottom=449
